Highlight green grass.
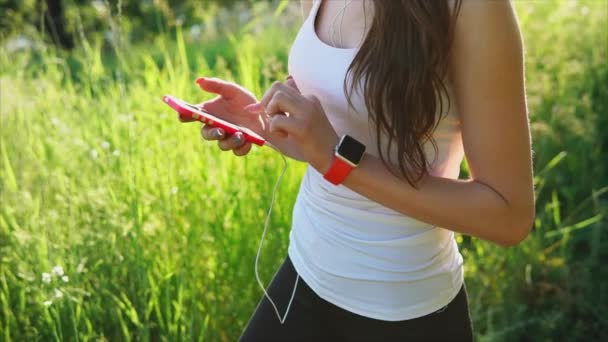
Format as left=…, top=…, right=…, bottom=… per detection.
left=1, top=1, right=607, bottom=341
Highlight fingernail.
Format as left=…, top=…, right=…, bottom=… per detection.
left=214, top=129, right=224, bottom=138
left=233, top=132, right=243, bottom=143
left=244, top=103, right=263, bottom=113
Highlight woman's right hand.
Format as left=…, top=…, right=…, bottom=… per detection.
left=193, top=76, right=301, bottom=157
left=187, top=77, right=261, bottom=156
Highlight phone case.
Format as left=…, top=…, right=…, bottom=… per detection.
left=163, top=94, right=266, bottom=146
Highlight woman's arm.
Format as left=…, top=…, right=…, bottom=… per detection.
left=341, top=0, right=535, bottom=246
left=255, top=0, right=535, bottom=247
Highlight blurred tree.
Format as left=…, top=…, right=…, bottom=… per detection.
left=41, top=0, right=74, bottom=49
left=1, top=0, right=269, bottom=48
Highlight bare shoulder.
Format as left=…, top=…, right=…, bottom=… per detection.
left=452, top=0, right=521, bottom=40
left=450, top=0, right=523, bottom=77
left=300, top=0, right=314, bottom=20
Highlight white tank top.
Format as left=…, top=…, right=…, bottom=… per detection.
left=286, top=0, right=465, bottom=321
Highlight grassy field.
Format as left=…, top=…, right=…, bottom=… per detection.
left=1, top=1, right=607, bottom=341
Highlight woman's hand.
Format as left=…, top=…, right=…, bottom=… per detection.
left=191, top=77, right=306, bottom=157
left=245, top=81, right=339, bottom=173
left=183, top=77, right=261, bottom=156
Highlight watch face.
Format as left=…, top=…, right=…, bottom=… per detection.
left=337, top=135, right=366, bottom=165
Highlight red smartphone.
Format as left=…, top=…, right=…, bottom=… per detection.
left=162, top=94, right=266, bottom=146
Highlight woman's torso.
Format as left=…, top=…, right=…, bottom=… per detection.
left=286, top=0, right=465, bottom=321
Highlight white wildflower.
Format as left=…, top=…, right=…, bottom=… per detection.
left=51, top=117, right=61, bottom=126
left=52, top=265, right=64, bottom=277
left=54, top=289, right=63, bottom=299
left=92, top=0, right=107, bottom=15
left=190, top=25, right=202, bottom=38
left=90, top=149, right=99, bottom=159
left=104, top=30, right=116, bottom=45
left=171, top=187, right=178, bottom=195
left=61, top=275, right=69, bottom=283
left=43, top=300, right=53, bottom=307
left=76, top=259, right=87, bottom=273
left=118, top=113, right=137, bottom=125
left=101, top=141, right=111, bottom=150
left=176, top=14, right=185, bottom=26
left=42, top=272, right=52, bottom=284
left=112, top=150, right=121, bottom=157
left=6, top=36, right=34, bottom=53
left=73, top=138, right=86, bottom=147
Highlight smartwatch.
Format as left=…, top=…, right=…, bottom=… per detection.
left=323, top=134, right=366, bottom=185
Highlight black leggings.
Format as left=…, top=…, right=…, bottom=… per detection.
left=240, top=255, right=473, bottom=342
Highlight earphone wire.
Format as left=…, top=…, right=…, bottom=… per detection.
left=253, top=0, right=364, bottom=324
left=328, top=0, right=353, bottom=48
left=254, top=141, right=299, bottom=324
left=339, top=0, right=353, bottom=48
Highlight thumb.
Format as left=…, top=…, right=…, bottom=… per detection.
left=199, top=97, right=223, bottom=113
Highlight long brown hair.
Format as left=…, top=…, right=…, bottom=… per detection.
left=345, top=0, right=462, bottom=187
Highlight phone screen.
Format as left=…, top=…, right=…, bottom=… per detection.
left=184, top=100, right=241, bottom=127
left=182, top=102, right=202, bottom=111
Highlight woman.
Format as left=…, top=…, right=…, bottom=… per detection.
left=188, top=0, right=534, bottom=340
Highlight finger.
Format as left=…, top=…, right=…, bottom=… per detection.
left=245, top=81, right=299, bottom=114
left=233, top=142, right=252, bottom=156
left=201, top=125, right=225, bottom=140
left=269, top=115, right=301, bottom=138
left=262, top=82, right=300, bottom=110
left=242, top=82, right=281, bottom=114
left=218, top=132, right=245, bottom=151
left=196, top=77, right=241, bottom=100
left=198, top=96, right=223, bottom=114
left=265, top=90, right=301, bottom=117
left=269, top=129, right=288, bottom=139
left=243, top=102, right=265, bottom=114
left=178, top=112, right=197, bottom=122
left=286, top=76, right=299, bottom=92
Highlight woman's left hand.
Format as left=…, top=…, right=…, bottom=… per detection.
left=244, top=81, right=338, bottom=174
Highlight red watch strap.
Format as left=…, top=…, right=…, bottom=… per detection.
left=323, top=156, right=353, bottom=185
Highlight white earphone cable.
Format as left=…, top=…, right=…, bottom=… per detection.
left=251, top=0, right=364, bottom=325
left=328, top=0, right=354, bottom=48
left=339, top=0, right=353, bottom=48
left=254, top=142, right=298, bottom=324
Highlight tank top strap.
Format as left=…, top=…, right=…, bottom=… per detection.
left=306, top=0, right=323, bottom=23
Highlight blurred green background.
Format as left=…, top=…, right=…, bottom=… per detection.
left=0, top=0, right=607, bottom=341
